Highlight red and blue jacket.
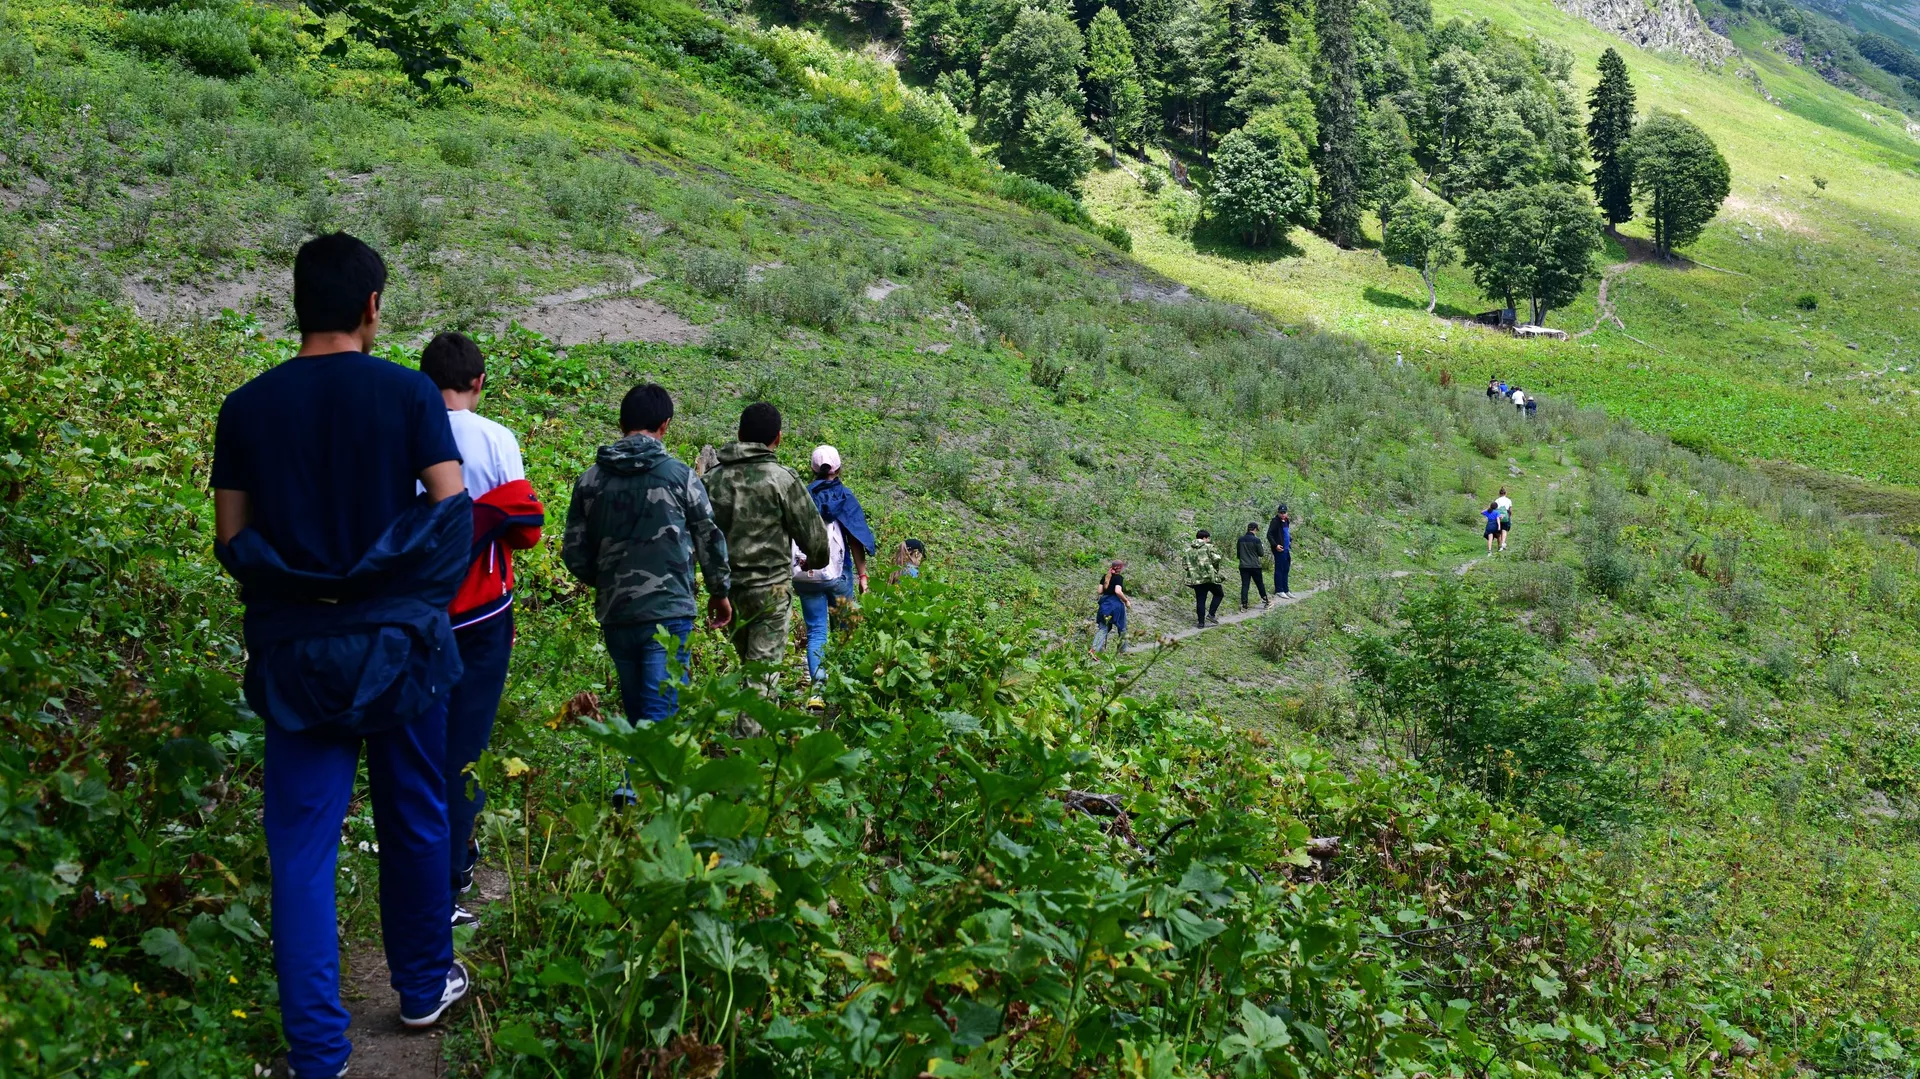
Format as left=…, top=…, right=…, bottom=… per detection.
left=453, top=478, right=545, bottom=628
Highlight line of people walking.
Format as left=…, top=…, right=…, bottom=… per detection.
left=1487, top=377, right=1538, bottom=418
left=1089, top=503, right=1295, bottom=652
left=210, top=233, right=915, bottom=1078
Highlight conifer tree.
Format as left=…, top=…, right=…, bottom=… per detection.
left=1314, top=0, right=1363, bottom=247
left=1587, top=47, right=1636, bottom=229
left=1087, top=7, right=1146, bottom=163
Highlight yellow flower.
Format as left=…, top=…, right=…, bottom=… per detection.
left=135, top=1062, right=149, bottom=1069
left=228, top=975, right=238, bottom=985
left=89, top=936, right=107, bottom=949
left=231, top=1008, right=247, bottom=1019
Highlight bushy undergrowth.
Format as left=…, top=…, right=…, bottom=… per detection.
left=459, top=580, right=1785, bottom=1077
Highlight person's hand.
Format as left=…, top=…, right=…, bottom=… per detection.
left=707, top=595, right=734, bottom=630
left=857, top=572, right=869, bottom=594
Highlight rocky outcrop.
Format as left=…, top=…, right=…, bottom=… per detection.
left=1553, top=0, right=1739, bottom=65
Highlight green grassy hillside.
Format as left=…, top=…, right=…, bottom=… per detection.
left=6, top=0, right=1920, bottom=1075
left=1088, top=0, right=1920, bottom=494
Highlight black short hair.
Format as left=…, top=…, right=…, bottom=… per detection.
left=1195, top=529, right=1210, bottom=539
left=620, top=383, right=674, bottom=433
left=739, top=401, right=782, bottom=445
left=1247, top=522, right=1258, bottom=531
left=294, top=232, right=387, bottom=334
left=420, top=331, right=485, bottom=392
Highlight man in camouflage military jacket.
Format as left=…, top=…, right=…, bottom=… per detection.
left=704, top=402, right=830, bottom=697
left=562, top=384, right=731, bottom=725
left=1182, top=529, right=1226, bottom=628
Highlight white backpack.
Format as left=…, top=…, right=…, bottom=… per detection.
left=792, top=520, right=847, bottom=585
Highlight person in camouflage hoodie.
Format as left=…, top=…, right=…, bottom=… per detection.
left=704, top=402, right=831, bottom=697
left=562, top=384, right=731, bottom=726
left=1182, top=529, right=1226, bottom=628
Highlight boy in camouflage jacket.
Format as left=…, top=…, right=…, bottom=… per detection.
left=561, top=384, right=731, bottom=725
left=1182, top=530, right=1226, bottom=628
left=704, top=402, right=831, bottom=696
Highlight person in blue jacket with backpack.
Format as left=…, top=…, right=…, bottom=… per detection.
left=797, top=445, right=876, bottom=710
left=212, top=234, right=471, bottom=1078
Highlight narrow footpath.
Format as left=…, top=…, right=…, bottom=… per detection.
left=1122, top=558, right=1482, bottom=654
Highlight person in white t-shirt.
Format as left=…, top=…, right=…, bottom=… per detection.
left=1493, top=487, right=1513, bottom=551
left=419, top=332, right=546, bottom=930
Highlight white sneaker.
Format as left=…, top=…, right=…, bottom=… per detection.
left=400, top=960, right=470, bottom=1029
left=451, top=904, right=478, bottom=928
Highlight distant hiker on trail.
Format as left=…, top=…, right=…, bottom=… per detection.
left=1091, top=559, right=1130, bottom=654
left=420, top=330, right=545, bottom=931
left=211, top=233, right=471, bottom=1076
left=1498, top=380, right=1509, bottom=397
left=1494, top=487, right=1513, bottom=551
left=1236, top=522, right=1270, bottom=609
left=1266, top=505, right=1294, bottom=599
left=561, top=383, right=731, bottom=745
left=1487, top=378, right=1500, bottom=402
left=1525, top=395, right=1538, bottom=419
left=797, top=444, right=876, bottom=710
left=1183, top=529, right=1226, bottom=628
left=706, top=402, right=831, bottom=701
left=1483, top=500, right=1505, bottom=554
left=890, top=537, right=926, bottom=584
left=1512, top=386, right=1526, bottom=412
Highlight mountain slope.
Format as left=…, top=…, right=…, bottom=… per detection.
left=1091, top=0, right=1920, bottom=491
left=4, top=0, right=1920, bottom=1074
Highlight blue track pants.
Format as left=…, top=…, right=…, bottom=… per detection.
left=264, top=705, right=453, bottom=1077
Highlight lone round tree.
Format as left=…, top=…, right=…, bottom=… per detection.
left=1629, top=110, right=1730, bottom=256
left=1587, top=48, right=1637, bottom=229
left=1455, top=183, right=1602, bottom=326
left=1208, top=110, right=1317, bottom=247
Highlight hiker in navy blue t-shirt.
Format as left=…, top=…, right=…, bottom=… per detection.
left=212, top=233, right=471, bottom=1078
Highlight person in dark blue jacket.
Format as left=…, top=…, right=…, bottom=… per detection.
left=1266, top=505, right=1294, bottom=598
left=212, top=233, right=471, bottom=1078
left=797, top=445, right=876, bottom=710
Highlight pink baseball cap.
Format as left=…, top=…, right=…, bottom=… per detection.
left=811, top=445, right=842, bottom=471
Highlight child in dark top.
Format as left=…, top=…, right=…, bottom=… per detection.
left=1091, top=560, right=1130, bottom=654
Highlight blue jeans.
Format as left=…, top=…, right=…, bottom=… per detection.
left=796, top=575, right=855, bottom=684
left=605, top=617, right=694, bottom=724
left=265, top=703, right=452, bottom=1078
left=446, top=608, right=513, bottom=888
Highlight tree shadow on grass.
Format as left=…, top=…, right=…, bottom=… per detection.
left=1363, top=286, right=1423, bottom=311
left=1362, top=285, right=1477, bottom=319
left=1189, top=218, right=1307, bottom=263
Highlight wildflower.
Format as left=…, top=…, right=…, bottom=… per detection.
left=135, top=1062, right=149, bottom=1069
left=228, top=975, right=239, bottom=985
left=231, top=1008, right=247, bottom=1019
left=89, top=936, right=107, bottom=949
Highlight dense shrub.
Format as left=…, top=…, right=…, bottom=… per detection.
left=745, top=265, right=855, bottom=330
left=566, top=59, right=638, bottom=102
left=680, top=247, right=748, bottom=297
left=435, top=129, right=485, bottom=168
left=121, top=9, right=256, bottom=78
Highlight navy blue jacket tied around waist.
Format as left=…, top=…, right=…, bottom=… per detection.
left=216, top=493, right=474, bottom=736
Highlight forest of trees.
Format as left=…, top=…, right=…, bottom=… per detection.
left=901, top=0, right=1731, bottom=325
